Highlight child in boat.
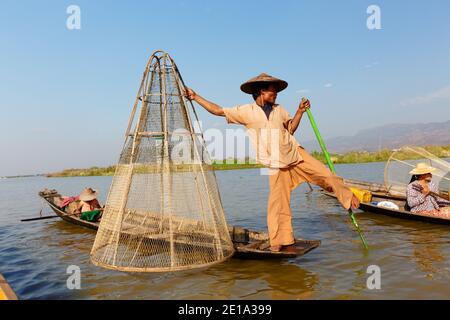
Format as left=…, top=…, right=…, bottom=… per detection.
left=406, top=163, right=450, bottom=218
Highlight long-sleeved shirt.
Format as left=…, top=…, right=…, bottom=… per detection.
left=406, top=181, right=450, bottom=213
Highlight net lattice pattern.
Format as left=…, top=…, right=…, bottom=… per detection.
left=384, top=146, right=450, bottom=196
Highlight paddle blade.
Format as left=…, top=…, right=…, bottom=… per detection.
left=348, top=210, right=369, bottom=250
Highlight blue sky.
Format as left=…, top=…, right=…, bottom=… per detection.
left=0, top=0, right=449, bottom=176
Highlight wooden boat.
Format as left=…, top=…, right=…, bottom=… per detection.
left=0, top=274, right=18, bottom=300
left=37, top=189, right=320, bottom=259
left=322, top=179, right=450, bottom=225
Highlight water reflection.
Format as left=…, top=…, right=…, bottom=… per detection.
left=206, top=259, right=318, bottom=300
left=411, top=230, right=448, bottom=279
left=41, top=212, right=320, bottom=300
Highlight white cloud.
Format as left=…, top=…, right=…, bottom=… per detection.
left=324, top=83, right=333, bottom=88
left=399, top=85, right=450, bottom=107
left=296, top=89, right=310, bottom=94
left=364, top=61, right=380, bottom=69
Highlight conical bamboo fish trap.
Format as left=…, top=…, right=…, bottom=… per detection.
left=90, top=50, right=234, bottom=272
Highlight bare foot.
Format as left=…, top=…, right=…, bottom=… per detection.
left=351, top=195, right=360, bottom=209
left=269, top=245, right=282, bottom=252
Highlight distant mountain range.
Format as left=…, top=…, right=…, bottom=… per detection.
left=302, top=120, right=450, bottom=153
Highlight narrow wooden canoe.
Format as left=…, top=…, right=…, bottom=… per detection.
left=0, top=274, right=18, bottom=300
left=322, top=179, right=450, bottom=225
left=38, top=189, right=320, bottom=259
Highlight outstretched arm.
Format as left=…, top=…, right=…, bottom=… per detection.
left=184, top=88, right=225, bottom=117
left=288, top=98, right=310, bottom=134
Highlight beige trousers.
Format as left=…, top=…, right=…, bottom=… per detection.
left=267, top=146, right=354, bottom=246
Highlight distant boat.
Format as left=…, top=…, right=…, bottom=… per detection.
left=323, top=178, right=450, bottom=225
left=323, top=146, right=450, bottom=225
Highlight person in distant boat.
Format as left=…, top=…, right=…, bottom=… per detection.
left=79, top=187, right=103, bottom=213
left=76, top=187, right=104, bottom=222
left=184, top=73, right=360, bottom=252
left=406, top=163, right=450, bottom=217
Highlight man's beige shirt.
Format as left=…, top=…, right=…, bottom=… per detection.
left=223, top=103, right=303, bottom=168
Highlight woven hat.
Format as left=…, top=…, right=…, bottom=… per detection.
left=409, top=162, right=436, bottom=175
left=240, top=73, right=288, bottom=94
left=79, top=187, right=99, bottom=201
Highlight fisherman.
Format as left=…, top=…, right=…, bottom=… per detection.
left=406, top=163, right=450, bottom=217
left=185, top=73, right=360, bottom=252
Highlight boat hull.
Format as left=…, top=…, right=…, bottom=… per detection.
left=0, top=274, right=18, bottom=300
left=323, top=179, right=450, bottom=225
left=39, top=190, right=321, bottom=259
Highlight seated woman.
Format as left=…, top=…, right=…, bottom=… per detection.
left=406, top=163, right=450, bottom=218
left=79, top=187, right=103, bottom=221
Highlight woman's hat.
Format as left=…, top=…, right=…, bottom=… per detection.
left=409, top=162, right=436, bottom=175
left=240, top=73, right=288, bottom=94
left=79, top=187, right=99, bottom=201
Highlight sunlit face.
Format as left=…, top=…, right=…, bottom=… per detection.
left=260, top=84, right=278, bottom=104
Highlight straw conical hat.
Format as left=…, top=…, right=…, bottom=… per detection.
left=240, top=73, right=288, bottom=94
left=409, top=162, right=436, bottom=175
left=79, top=188, right=99, bottom=201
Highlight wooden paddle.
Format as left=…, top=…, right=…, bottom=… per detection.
left=411, top=185, right=450, bottom=202
left=20, top=201, right=61, bottom=221
left=21, top=215, right=61, bottom=222
left=432, top=191, right=450, bottom=202
left=21, top=209, right=83, bottom=222
left=303, top=97, right=369, bottom=250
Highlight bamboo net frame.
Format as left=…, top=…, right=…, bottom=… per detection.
left=90, top=50, right=234, bottom=272
left=384, top=146, right=450, bottom=196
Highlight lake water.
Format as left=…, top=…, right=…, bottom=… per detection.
left=0, top=162, right=449, bottom=299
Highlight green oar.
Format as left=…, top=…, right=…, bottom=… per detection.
left=303, top=98, right=369, bottom=249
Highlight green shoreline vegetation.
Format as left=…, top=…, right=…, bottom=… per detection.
left=44, top=145, right=450, bottom=178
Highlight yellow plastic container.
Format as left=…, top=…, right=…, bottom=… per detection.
left=350, top=187, right=372, bottom=203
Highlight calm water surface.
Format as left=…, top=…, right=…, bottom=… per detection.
left=0, top=162, right=449, bottom=299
